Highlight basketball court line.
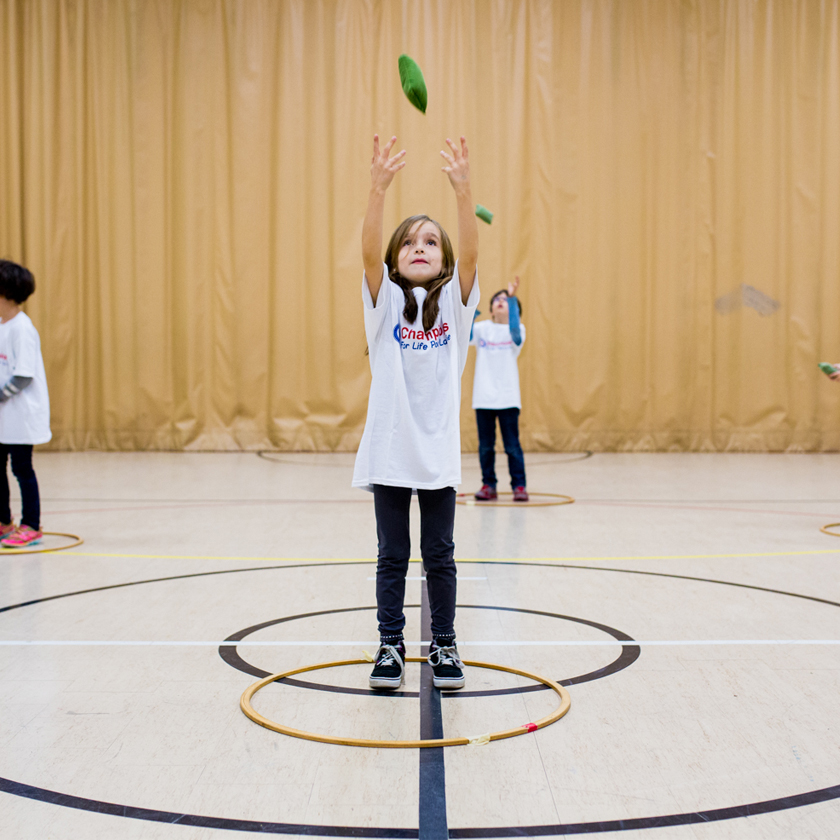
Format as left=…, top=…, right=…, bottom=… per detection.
left=60, top=549, right=840, bottom=562
left=35, top=496, right=840, bottom=502
left=0, top=639, right=837, bottom=647
left=1, top=557, right=839, bottom=835
left=35, top=496, right=840, bottom=517
left=418, top=573, right=446, bottom=837
left=582, top=500, right=833, bottom=517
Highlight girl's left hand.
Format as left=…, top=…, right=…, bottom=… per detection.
left=441, top=136, right=470, bottom=193
left=507, top=275, right=520, bottom=297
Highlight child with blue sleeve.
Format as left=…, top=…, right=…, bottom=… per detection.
left=470, top=276, right=528, bottom=501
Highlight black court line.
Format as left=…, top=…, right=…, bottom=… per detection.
left=0, top=777, right=417, bottom=838
left=419, top=573, right=448, bottom=838
left=0, top=562, right=372, bottom=615
left=1, top=560, right=840, bottom=836
left=220, top=605, right=639, bottom=697
left=256, top=451, right=594, bottom=468
left=446, top=783, right=840, bottom=837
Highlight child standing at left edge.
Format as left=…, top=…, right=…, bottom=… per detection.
left=0, top=261, right=51, bottom=548
left=353, top=134, right=479, bottom=690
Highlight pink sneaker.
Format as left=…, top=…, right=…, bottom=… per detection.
left=474, top=485, right=498, bottom=501
left=0, top=521, right=15, bottom=539
left=513, top=486, right=529, bottom=502
left=2, top=525, right=43, bottom=548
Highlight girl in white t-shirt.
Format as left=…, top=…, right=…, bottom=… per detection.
left=0, top=260, right=51, bottom=549
left=354, top=134, right=479, bottom=691
left=470, top=276, right=527, bottom=502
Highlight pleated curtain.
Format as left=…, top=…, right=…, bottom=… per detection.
left=1, top=0, right=839, bottom=451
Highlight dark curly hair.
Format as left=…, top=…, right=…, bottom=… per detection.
left=0, top=260, right=35, bottom=304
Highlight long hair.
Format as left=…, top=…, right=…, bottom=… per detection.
left=384, top=215, right=455, bottom=333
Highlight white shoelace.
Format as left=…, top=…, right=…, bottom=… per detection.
left=429, top=644, right=462, bottom=669
left=374, top=644, right=404, bottom=671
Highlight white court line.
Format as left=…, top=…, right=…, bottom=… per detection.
left=0, top=639, right=838, bottom=647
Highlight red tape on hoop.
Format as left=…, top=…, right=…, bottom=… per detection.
left=522, top=723, right=538, bottom=733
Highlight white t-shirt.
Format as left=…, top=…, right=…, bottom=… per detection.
left=353, top=262, right=479, bottom=490
left=0, top=312, right=51, bottom=445
left=470, top=319, right=526, bottom=409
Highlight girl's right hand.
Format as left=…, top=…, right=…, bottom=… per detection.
left=371, top=135, right=406, bottom=193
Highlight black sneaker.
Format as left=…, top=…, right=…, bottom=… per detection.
left=428, top=640, right=465, bottom=690
left=369, top=641, right=406, bottom=690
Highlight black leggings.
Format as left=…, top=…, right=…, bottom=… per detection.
left=0, top=444, right=40, bottom=530
left=373, top=484, right=457, bottom=641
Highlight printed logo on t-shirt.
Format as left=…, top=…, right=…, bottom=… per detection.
left=393, top=322, right=451, bottom=351
left=477, top=337, right=513, bottom=350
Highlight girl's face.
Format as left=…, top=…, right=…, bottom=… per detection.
left=397, top=221, right=444, bottom=285
left=491, top=292, right=509, bottom=322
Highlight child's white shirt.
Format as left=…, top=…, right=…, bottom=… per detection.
left=353, top=262, right=479, bottom=490
left=0, top=312, right=51, bottom=445
left=470, top=319, right=526, bottom=409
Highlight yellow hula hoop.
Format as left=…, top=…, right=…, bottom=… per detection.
left=0, top=532, right=84, bottom=555
left=240, top=657, right=571, bottom=748
left=820, top=523, right=840, bottom=537
left=457, top=492, right=575, bottom=508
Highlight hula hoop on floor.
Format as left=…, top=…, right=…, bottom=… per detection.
left=240, top=657, right=571, bottom=748
left=457, top=492, right=575, bottom=508
left=0, top=532, right=84, bottom=555
left=820, top=523, right=840, bottom=537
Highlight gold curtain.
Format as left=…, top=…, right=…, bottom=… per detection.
left=1, top=0, right=839, bottom=451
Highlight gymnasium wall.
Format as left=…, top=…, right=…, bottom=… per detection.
left=1, top=0, right=839, bottom=452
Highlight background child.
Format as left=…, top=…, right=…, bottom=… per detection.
left=470, top=275, right=528, bottom=501
left=353, top=134, right=479, bottom=691
left=0, top=260, right=51, bottom=548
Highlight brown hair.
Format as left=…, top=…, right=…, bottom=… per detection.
left=490, top=290, right=523, bottom=318
left=384, top=215, right=455, bottom=332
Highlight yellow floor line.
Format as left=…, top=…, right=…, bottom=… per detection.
left=64, top=549, right=840, bottom=563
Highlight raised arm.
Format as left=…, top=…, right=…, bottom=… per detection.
left=362, top=135, right=406, bottom=304
left=469, top=308, right=480, bottom=342
left=441, top=136, right=478, bottom=303
left=507, top=275, right=522, bottom=345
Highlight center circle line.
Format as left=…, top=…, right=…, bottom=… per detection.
left=220, top=604, right=640, bottom=698
left=2, top=638, right=838, bottom=646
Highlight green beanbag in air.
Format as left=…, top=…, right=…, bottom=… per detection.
left=398, top=54, right=427, bottom=114
left=819, top=362, right=839, bottom=376
left=475, top=204, right=494, bottom=224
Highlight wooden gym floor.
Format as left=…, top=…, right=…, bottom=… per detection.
left=0, top=451, right=838, bottom=839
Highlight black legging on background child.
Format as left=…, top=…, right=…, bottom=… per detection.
left=476, top=407, right=526, bottom=490
left=0, top=444, right=40, bottom=531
